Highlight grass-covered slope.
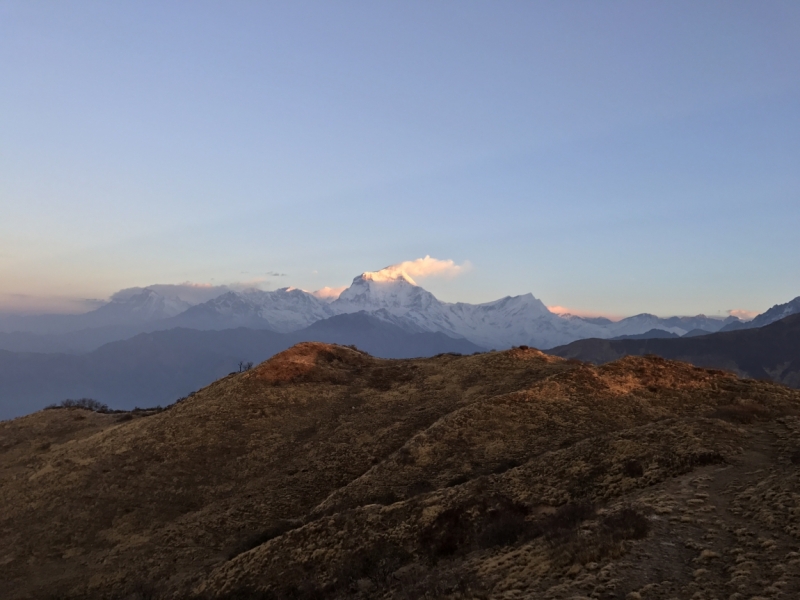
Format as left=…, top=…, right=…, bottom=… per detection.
left=2, top=343, right=800, bottom=599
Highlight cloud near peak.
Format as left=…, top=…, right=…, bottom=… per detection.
left=548, top=305, right=623, bottom=321
left=312, top=286, right=347, bottom=301
left=372, top=256, right=471, bottom=284
left=728, top=308, right=758, bottom=321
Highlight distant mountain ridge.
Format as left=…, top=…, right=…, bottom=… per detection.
left=550, top=313, right=800, bottom=390
left=4, top=265, right=793, bottom=352
left=0, top=312, right=485, bottom=420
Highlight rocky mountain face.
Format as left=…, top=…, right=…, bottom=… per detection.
left=550, top=313, right=800, bottom=389
left=3, top=343, right=800, bottom=599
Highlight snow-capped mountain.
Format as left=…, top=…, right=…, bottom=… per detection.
left=0, top=288, right=194, bottom=335
left=155, top=267, right=748, bottom=349
left=4, top=263, right=775, bottom=351
left=168, top=288, right=335, bottom=332
left=333, top=270, right=443, bottom=315
left=331, top=271, right=466, bottom=336
left=328, top=268, right=603, bottom=348
left=720, top=296, right=800, bottom=332
left=92, top=288, right=191, bottom=323
left=556, top=312, right=738, bottom=339
left=752, top=296, right=800, bottom=327
left=447, top=296, right=606, bottom=349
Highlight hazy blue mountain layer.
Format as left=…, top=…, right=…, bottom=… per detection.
left=0, top=313, right=483, bottom=420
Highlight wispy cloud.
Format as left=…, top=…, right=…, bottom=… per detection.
left=373, top=256, right=471, bottom=283
left=112, top=283, right=231, bottom=304
left=227, top=278, right=274, bottom=292
left=312, top=286, right=347, bottom=301
left=548, top=305, right=624, bottom=321
left=0, top=294, right=106, bottom=315
left=728, top=308, right=758, bottom=321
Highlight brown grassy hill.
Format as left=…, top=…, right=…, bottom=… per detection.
left=2, top=342, right=800, bottom=600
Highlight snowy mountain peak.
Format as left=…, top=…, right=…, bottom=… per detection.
left=332, top=268, right=438, bottom=316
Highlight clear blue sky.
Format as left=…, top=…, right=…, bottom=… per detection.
left=2, top=1, right=799, bottom=317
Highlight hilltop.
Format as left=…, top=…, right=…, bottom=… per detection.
left=2, top=343, right=800, bottom=599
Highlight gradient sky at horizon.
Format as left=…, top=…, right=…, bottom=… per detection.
left=2, top=1, right=799, bottom=318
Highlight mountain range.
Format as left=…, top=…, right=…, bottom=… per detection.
left=3, top=265, right=785, bottom=354
left=0, top=313, right=483, bottom=420
left=551, top=313, right=800, bottom=389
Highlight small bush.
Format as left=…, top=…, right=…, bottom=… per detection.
left=601, top=507, right=649, bottom=541
left=214, top=581, right=327, bottom=600
left=419, top=495, right=533, bottom=560
left=364, top=490, right=400, bottom=506
left=396, top=446, right=415, bottom=465
left=547, top=505, right=649, bottom=567
left=336, top=540, right=412, bottom=592
left=407, top=479, right=434, bottom=497
left=420, top=506, right=469, bottom=558
left=535, top=501, right=596, bottom=542
left=446, top=474, right=471, bottom=487
left=395, top=567, right=486, bottom=599
left=491, top=458, right=521, bottom=475
left=46, top=398, right=109, bottom=413
left=710, top=403, right=771, bottom=424
left=134, top=582, right=161, bottom=600
left=477, top=504, right=529, bottom=549
left=622, top=459, right=644, bottom=478
left=690, top=450, right=725, bottom=466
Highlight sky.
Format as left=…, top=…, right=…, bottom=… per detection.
left=2, top=1, right=799, bottom=318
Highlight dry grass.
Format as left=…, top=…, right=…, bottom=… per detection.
left=2, top=343, right=800, bottom=600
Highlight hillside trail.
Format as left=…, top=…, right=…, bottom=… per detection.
left=563, top=422, right=800, bottom=600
